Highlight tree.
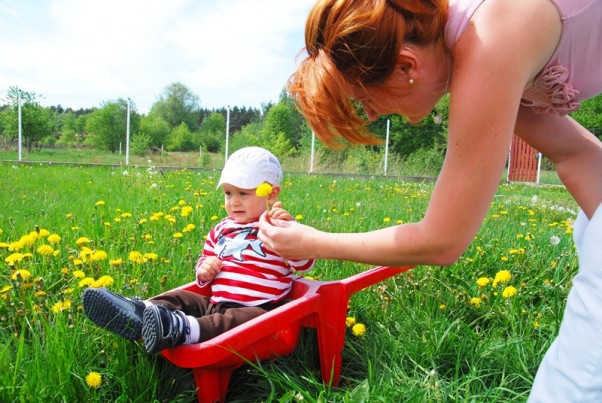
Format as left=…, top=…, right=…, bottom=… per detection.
left=262, top=102, right=297, bottom=148
left=166, top=122, right=198, bottom=152
left=199, top=112, right=226, bottom=153
left=139, top=114, right=171, bottom=148
left=149, top=82, right=200, bottom=131
left=3, top=87, right=55, bottom=152
left=572, top=94, right=602, bottom=140
left=85, top=99, right=130, bottom=153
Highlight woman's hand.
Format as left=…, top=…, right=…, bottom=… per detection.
left=258, top=211, right=319, bottom=260
left=196, top=256, right=222, bottom=282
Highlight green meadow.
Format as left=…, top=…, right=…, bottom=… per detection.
left=0, top=162, right=578, bottom=402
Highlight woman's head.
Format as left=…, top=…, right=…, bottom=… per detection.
left=289, top=0, right=448, bottom=148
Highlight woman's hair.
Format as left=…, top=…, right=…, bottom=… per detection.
left=288, top=0, right=448, bottom=148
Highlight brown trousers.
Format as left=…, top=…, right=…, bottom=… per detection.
left=149, top=290, right=280, bottom=342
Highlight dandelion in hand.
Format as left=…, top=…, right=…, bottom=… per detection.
left=256, top=182, right=273, bottom=211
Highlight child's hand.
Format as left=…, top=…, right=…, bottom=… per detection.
left=269, top=201, right=293, bottom=222
left=196, top=256, right=222, bottom=282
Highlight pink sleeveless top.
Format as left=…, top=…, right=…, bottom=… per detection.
left=445, top=0, right=602, bottom=115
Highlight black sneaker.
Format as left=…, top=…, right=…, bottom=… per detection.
left=82, top=287, right=146, bottom=340
left=142, top=304, right=190, bottom=354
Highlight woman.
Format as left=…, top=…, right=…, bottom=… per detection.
left=258, top=0, right=602, bottom=400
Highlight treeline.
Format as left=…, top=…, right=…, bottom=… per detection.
left=1, top=82, right=601, bottom=164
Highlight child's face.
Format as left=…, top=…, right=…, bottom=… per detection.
left=222, top=183, right=276, bottom=224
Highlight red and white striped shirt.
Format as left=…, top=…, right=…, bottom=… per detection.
left=195, top=216, right=315, bottom=306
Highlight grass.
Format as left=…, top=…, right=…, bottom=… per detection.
left=0, top=162, right=578, bottom=402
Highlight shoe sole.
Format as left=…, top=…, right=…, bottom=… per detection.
left=83, top=288, right=142, bottom=340
left=142, top=304, right=163, bottom=354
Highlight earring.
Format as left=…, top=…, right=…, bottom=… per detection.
left=408, top=78, right=414, bottom=85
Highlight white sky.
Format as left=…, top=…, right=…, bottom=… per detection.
left=0, top=0, right=315, bottom=114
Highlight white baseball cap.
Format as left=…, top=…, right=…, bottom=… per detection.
left=217, top=147, right=283, bottom=189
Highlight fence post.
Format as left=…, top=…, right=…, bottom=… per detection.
left=224, top=105, right=230, bottom=163
left=384, top=119, right=390, bottom=176
left=18, top=90, right=22, bottom=162
left=309, top=131, right=315, bottom=173
left=125, top=98, right=131, bottom=166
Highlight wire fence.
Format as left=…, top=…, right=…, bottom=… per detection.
left=0, top=98, right=557, bottom=185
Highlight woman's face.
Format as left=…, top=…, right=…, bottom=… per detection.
left=344, top=44, right=450, bottom=123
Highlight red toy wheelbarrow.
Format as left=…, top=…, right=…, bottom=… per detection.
left=157, top=265, right=413, bottom=402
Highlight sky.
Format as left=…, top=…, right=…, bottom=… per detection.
left=0, top=0, right=315, bottom=114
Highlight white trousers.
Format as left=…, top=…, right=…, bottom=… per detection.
left=529, top=203, right=602, bottom=402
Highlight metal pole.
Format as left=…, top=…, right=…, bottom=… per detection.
left=18, top=90, right=22, bottom=162
left=384, top=119, right=390, bottom=176
left=310, top=131, right=315, bottom=173
left=536, top=152, right=542, bottom=184
left=225, top=105, right=230, bottom=163
left=125, top=98, right=131, bottom=165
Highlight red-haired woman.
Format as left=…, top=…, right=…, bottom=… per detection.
left=259, top=0, right=602, bottom=400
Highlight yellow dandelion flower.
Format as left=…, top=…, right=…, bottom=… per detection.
left=439, top=304, right=447, bottom=310
left=255, top=182, right=273, bottom=198
left=47, top=234, right=61, bottom=244
left=129, top=251, right=147, bottom=264
left=181, top=206, right=194, bottom=217
left=95, top=200, right=105, bottom=206
left=37, top=244, right=55, bottom=256
left=73, top=258, right=83, bottom=266
left=139, top=218, right=147, bottom=224
left=92, top=250, right=108, bottom=261
left=11, top=269, right=32, bottom=281
left=79, top=277, right=95, bottom=287
left=383, top=217, right=391, bottom=223
left=35, top=290, right=47, bottom=297
left=8, top=241, right=24, bottom=252
left=52, top=299, right=72, bottom=313
left=470, top=297, right=482, bottom=307
left=295, top=215, right=303, bottom=221
left=476, top=277, right=490, bottom=288
left=0, top=242, right=9, bottom=249
left=493, top=270, right=512, bottom=287
left=73, top=270, right=85, bottom=279
left=109, top=258, right=123, bottom=267
left=94, top=275, right=114, bottom=288
left=351, top=323, right=367, bottom=337
left=39, top=229, right=50, bottom=237
left=183, top=224, right=196, bottom=232
left=144, top=252, right=158, bottom=261
left=6, top=253, right=25, bottom=266
left=502, top=286, right=518, bottom=298
left=85, top=371, right=102, bottom=388
left=178, top=200, right=187, bottom=206
left=120, top=212, right=132, bottom=219
left=66, top=213, right=73, bottom=219
left=346, top=317, right=356, bottom=328
left=20, top=233, right=37, bottom=246
left=76, top=237, right=91, bottom=247
left=2, top=285, right=13, bottom=293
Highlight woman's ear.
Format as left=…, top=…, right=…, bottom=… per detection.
left=396, top=48, right=419, bottom=83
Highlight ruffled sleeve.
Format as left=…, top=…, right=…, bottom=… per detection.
left=521, top=65, right=581, bottom=115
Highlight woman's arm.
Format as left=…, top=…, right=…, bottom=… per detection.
left=258, top=0, right=561, bottom=266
